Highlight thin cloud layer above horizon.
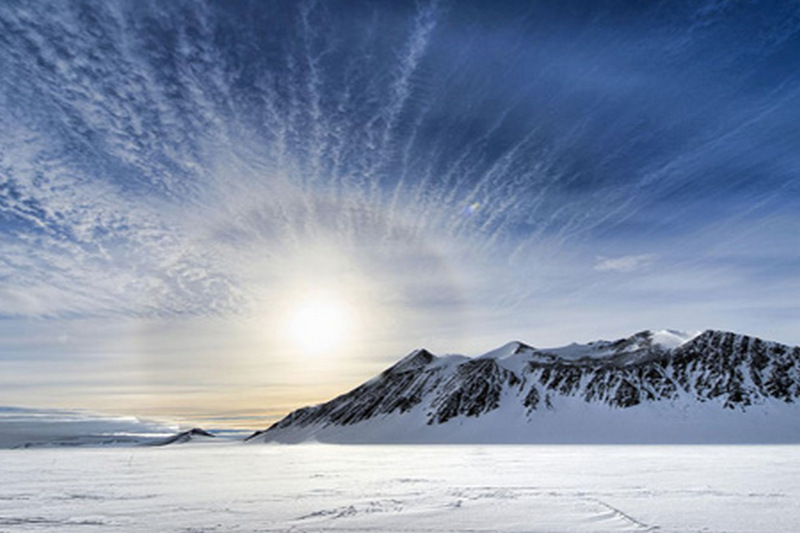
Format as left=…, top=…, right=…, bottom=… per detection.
left=1, top=0, right=799, bottom=425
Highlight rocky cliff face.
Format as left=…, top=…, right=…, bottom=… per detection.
left=248, top=330, right=800, bottom=443
left=523, top=330, right=800, bottom=410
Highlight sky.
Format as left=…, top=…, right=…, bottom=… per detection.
left=1, top=0, right=799, bottom=428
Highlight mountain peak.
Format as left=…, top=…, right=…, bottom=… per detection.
left=387, top=348, right=436, bottom=374
left=478, top=341, right=534, bottom=360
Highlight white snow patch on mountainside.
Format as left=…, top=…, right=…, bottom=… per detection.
left=650, top=329, right=700, bottom=348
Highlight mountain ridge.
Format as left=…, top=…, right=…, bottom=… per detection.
left=248, top=329, right=800, bottom=444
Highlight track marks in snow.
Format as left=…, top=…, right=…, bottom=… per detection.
left=586, top=498, right=659, bottom=531
left=297, top=499, right=406, bottom=521
left=291, top=487, right=655, bottom=533
left=0, top=515, right=110, bottom=527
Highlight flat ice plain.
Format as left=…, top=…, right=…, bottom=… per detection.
left=1, top=445, right=798, bottom=532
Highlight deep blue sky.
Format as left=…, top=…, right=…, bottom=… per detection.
left=1, top=0, right=798, bottom=425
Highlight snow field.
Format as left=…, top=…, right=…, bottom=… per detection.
left=1, top=444, right=798, bottom=532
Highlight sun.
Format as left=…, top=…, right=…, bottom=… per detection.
left=286, top=296, right=353, bottom=355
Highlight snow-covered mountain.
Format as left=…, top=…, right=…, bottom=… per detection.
left=0, top=407, right=226, bottom=449
left=153, top=427, right=217, bottom=446
left=248, top=329, right=800, bottom=444
left=0, top=407, right=179, bottom=448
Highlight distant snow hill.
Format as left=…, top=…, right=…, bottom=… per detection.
left=248, top=329, right=800, bottom=444
left=0, top=407, right=221, bottom=449
left=153, top=427, right=217, bottom=446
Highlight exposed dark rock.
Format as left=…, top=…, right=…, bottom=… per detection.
left=429, top=359, right=522, bottom=424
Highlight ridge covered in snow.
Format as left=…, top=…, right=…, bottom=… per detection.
left=0, top=407, right=224, bottom=449
left=249, top=329, right=800, bottom=444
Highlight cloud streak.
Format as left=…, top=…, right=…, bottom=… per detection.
left=595, top=254, right=655, bottom=273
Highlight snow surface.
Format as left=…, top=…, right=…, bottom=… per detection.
left=1, top=444, right=798, bottom=532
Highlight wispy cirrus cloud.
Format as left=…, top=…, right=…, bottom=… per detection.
left=594, top=254, right=656, bottom=273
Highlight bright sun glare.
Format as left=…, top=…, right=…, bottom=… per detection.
left=287, top=297, right=352, bottom=354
